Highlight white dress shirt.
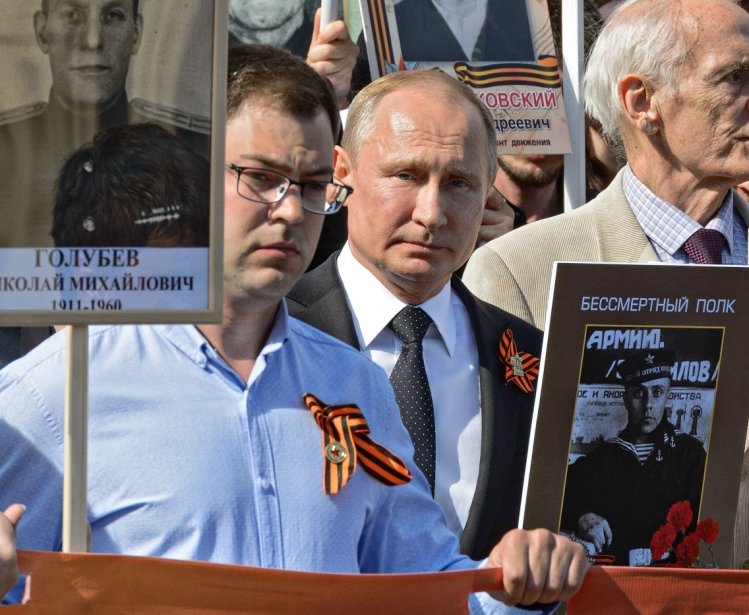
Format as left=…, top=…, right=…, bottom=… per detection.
left=337, top=243, right=481, bottom=537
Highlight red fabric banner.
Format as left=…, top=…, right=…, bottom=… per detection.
left=6, top=551, right=749, bottom=613
left=569, top=566, right=749, bottom=614
left=7, top=550, right=501, bottom=614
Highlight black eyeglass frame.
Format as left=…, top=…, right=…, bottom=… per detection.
left=225, top=162, right=352, bottom=215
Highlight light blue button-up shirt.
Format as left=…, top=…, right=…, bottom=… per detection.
left=1, top=306, right=552, bottom=612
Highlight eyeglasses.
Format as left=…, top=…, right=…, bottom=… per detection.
left=225, top=163, right=352, bottom=215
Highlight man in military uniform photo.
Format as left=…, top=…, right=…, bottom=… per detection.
left=0, top=0, right=210, bottom=247
left=560, top=349, right=707, bottom=566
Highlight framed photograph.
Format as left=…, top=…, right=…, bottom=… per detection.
left=228, top=0, right=321, bottom=56
left=520, top=262, right=749, bottom=567
left=0, top=0, right=227, bottom=324
left=227, top=1, right=363, bottom=54
left=357, top=0, right=570, bottom=155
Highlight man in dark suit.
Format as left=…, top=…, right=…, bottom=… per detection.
left=287, top=69, right=542, bottom=560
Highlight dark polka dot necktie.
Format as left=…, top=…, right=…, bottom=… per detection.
left=388, top=306, right=436, bottom=495
left=682, top=228, right=725, bottom=264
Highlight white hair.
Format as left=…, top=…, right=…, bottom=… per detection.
left=584, top=0, right=717, bottom=146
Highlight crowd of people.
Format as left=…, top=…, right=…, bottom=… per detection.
left=1, top=0, right=749, bottom=609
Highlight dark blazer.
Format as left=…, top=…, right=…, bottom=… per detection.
left=286, top=252, right=542, bottom=559
left=394, top=0, right=535, bottom=62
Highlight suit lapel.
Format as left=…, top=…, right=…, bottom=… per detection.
left=451, top=277, right=524, bottom=557
left=593, top=170, right=659, bottom=263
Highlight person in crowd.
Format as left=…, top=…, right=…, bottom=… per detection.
left=461, top=0, right=749, bottom=569
left=561, top=350, right=705, bottom=566
left=52, top=123, right=209, bottom=247
left=229, top=1, right=359, bottom=271
left=487, top=0, right=616, bottom=235
left=0, top=45, right=588, bottom=611
left=287, top=69, right=543, bottom=560
left=462, top=0, right=749, bottom=328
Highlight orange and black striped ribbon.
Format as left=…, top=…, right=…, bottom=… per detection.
left=366, top=0, right=395, bottom=78
left=454, top=56, right=561, bottom=89
left=498, top=329, right=540, bottom=394
left=304, top=393, right=412, bottom=495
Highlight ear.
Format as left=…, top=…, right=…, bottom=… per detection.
left=33, top=11, right=49, bottom=54
left=333, top=145, right=353, bottom=193
left=130, top=13, right=143, bottom=55
left=619, top=74, right=660, bottom=136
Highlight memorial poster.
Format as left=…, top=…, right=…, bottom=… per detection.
left=520, top=262, right=749, bottom=567
left=0, top=0, right=226, bottom=323
left=358, top=0, right=570, bottom=155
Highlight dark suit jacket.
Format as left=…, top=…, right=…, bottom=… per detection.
left=286, top=253, right=543, bottom=559
left=394, top=0, right=535, bottom=62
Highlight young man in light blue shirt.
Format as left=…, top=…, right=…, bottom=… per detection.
left=0, top=45, right=588, bottom=611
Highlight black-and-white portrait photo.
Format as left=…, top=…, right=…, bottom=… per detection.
left=0, top=0, right=213, bottom=247
left=228, top=0, right=320, bottom=56
left=560, top=326, right=722, bottom=566
left=392, top=0, right=535, bottom=62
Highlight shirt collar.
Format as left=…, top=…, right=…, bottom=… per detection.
left=337, top=243, right=456, bottom=356
left=624, top=165, right=736, bottom=256
left=264, top=302, right=289, bottom=349
left=431, top=0, right=487, bottom=17
left=158, top=304, right=289, bottom=369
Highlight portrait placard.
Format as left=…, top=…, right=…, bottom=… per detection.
left=357, top=0, right=570, bottom=155
left=228, top=0, right=323, bottom=55
left=520, top=262, right=749, bottom=567
left=0, top=0, right=227, bottom=324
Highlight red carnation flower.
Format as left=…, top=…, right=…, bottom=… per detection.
left=650, top=522, right=677, bottom=561
left=696, top=517, right=719, bottom=545
left=674, top=532, right=700, bottom=567
left=666, top=500, right=693, bottom=533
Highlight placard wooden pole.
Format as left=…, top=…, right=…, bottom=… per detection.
left=62, top=324, right=89, bottom=553
left=562, top=0, right=586, bottom=211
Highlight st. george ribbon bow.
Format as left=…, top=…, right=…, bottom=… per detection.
left=498, top=329, right=540, bottom=394
left=304, top=393, right=413, bottom=495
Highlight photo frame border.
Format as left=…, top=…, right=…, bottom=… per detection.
left=520, top=261, right=749, bottom=567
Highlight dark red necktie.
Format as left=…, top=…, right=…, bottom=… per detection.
left=682, top=229, right=724, bottom=264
